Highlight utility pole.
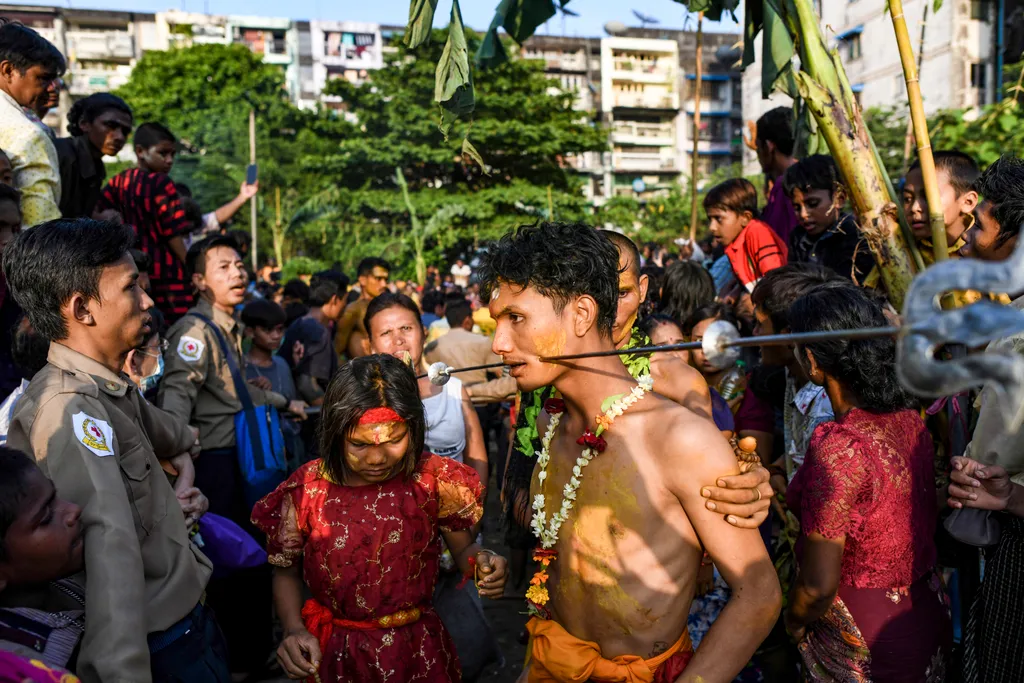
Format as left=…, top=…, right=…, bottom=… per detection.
left=249, top=108, right=258, bottom=271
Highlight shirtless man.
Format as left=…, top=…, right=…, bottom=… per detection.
left=334, top=257, right=390, bottom=360
left=482, top=223, right=781, bottom=683
left=601, top=230, right=713, bottom=420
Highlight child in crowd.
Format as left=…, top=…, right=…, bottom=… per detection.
left=705, top=177, right=788, bottom=295
left=902, top=151, right=980, bottom=263
left=96, top=122, right=193, bottom=322
left=0, top=447, right=84, bottom=674
left=783, top=154, right=876, bottom=283
left=251, top=354, right=507, bottom=682
left=242, top=298, right=304, bottom=468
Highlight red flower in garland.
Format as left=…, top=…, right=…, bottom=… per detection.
left=543, top=398, right=566, bottom=415
left=576, top=430, right=607, bottom=453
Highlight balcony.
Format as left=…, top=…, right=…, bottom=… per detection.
left=613, top=151, right=678, bottom=173
left=612, top=121, right=674, bottom=146
left=66, top=31, right=135, bottom=60
left=612, top=58, right=673, bottom=84
left=612, top=91, right=679, bottom=110
left=541, top=53, right=587, bottom=72
left=68, top=66, right=132, bottom=95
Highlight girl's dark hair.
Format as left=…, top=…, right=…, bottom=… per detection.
left=683, top=302, right=738, bottom=337
left=318, top=355, right=426, bottom=484
left=364, top=292, right=422, bottom=335
left=67, top=93, right=132, bottom=137
left=659, top=260, right=715, bottom=327
left=789, top=286, right=916, bottom=413
left=638, top=313, right=681, bottom=340
left=638, top=265, right=664, bottom=318
left=0, top=447, right=39, bottom=561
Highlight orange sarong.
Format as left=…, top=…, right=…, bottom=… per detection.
left=526, top=617, right=694, bottom=683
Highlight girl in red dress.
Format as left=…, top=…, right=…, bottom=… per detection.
left=251, top=354, right=507, bottom=681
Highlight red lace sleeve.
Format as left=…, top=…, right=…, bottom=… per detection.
left=419, top=455, right=485, bottom=533
left=799, top=422, right=869, bottom=540
left=250, top=461, right=319, bottom=567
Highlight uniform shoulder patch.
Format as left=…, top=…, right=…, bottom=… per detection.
left=177, top=336, right=205, bottom=363
left=72, top=411, right=114, bottom=457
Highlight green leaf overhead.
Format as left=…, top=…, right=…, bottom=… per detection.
left=405, top=0, right=440, bottom=48
left=436, top=0, right=475, bottom=139
left=476, top=0, right=566, bottom=69
left=673, top=0, right=741, bottom=22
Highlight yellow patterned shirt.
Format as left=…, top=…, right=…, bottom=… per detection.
left=0, top=89, right=61, bottom=226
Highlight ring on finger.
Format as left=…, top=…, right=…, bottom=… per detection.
left=754, top=487, right=762, bottom=503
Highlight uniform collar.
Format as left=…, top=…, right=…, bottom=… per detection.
left=46, top=342, right=132, bottom=398
left=195, top=298, right=238, bottom=335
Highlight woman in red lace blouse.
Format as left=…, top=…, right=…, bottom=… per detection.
left=783, top=286, right=952, bottom=682
left=251, top=354, right=507, bottom=681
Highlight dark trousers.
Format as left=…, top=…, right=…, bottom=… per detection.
left=474, top=403, right=509, bottom=488
left=150, top=604, right=231, bottom=683
left=195, top=448, right=273, bottom=675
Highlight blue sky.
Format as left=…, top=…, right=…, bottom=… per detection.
left=17, top=0, right=743, bottom=36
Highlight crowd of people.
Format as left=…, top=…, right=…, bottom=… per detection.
left=3, top=15, right=1024, bottom=683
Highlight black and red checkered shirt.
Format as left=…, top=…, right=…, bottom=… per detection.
left=97, top=168, right=193, bottom=322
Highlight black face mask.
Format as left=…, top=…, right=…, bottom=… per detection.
left=12, top=322, right=49, bottom=380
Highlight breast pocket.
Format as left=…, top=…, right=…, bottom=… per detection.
left=119, top=443, right=168, bottom=535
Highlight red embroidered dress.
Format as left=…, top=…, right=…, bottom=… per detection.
left=251, top=454, right=484, bottom=682
left=788, top=409, right=951, bottom=682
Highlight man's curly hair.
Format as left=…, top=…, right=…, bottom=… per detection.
left=975, top=155, right=1024, bottom=248
left=477, top=222, right=620, bottom=337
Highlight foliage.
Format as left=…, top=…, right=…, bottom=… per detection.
left=116, top=44, right=351, bottom=264
left=864, top=106, right=910, bottom=179
left=281, top=256, right=329, bottom=282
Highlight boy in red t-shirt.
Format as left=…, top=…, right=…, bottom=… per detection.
left=705, top=178, right=788, bottom=292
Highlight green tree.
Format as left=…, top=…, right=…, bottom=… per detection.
left=864, top=106, right=910, bottom=180
left=116, top=44, right=351, bottom=264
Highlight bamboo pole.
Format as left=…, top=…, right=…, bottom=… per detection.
left=688, top=12, right=704, bottom=243
left=901, top=1, right=929, bottom=175
left=248, top=109, right=258, bottom=271
left=890, top=0, right=947, bottom=263
left=273, top=186, right=284, bottom=269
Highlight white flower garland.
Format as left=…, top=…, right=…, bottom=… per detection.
left=530, top=375, right=654, bottom=549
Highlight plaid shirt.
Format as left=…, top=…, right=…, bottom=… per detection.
left=97, top=169, right=192, bottom=321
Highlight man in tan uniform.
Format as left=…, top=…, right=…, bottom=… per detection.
left=159, top=234, right=306, bottom=678
left=3, top=218, right=227, bottom=683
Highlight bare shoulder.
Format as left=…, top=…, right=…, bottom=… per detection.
left=648, top=355, right=712, bottom=418
left=640, top=397, right=737, bottom=497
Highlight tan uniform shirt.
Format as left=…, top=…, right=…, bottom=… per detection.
left=159, top=299, right=287, bottom=450
left=7, top=343, right=212, bottom=683
left=424, top=327, right=516, bottom=404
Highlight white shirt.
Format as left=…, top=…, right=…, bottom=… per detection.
left=783, top=372, right=834, bottom=481
left=423, top=376, right=466, bottom=462
left=451, top=263, right=472, bottom=288
left=0, top=379, right=30, bottom=446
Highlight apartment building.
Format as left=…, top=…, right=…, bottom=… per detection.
left=742, top=0, right=998, bottom=172
left=311, top=19, right=384, bottom=105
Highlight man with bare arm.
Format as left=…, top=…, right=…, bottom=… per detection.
left=482, top=223, right=781, bottom=683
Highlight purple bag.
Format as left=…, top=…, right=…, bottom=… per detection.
left=196, top=513, right=267, bottom=577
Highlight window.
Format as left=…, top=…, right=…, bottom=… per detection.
left=845, top=34, right=862, bottom=61
left=971, top=62, right=987, bottom=88
left=971, top=0, right=991, bottom=21
left=688, top=80, right=722, bottom=100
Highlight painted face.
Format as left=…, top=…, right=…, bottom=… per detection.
left=489, top=281, right=572, bottom=393
left=196, top=246, right=248, bottom=309
left=82, top=109, right=133, bottom=157
left=368, top=305, right=424, bottom=367
left=706, top=207, right=748, bottom=246
left=344, top=420, right=410, bottom=485
left=0, top=198, right=21, bottom=254
left=687, top=317, right=721, bottom=375
left=360, top=267, right=390, bottom=299
left=0, top=466, right=83, bottom=587
left=93, top=252, right=155, bottom=353
left=136, top=140, right=176, bottom=175
left=611, top=251, right=645, bottom=348
left=0, top=153, right=13, bottom=186
left=648, top=319, right=689, bottom=365
left=961, top=200, right=1017, bottom=262
left=790, top=187, right=838, bottom=237
left=903, top=168, right=965, bottom=242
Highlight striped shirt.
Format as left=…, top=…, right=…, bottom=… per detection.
left=97, top=168, right=193, bottom=321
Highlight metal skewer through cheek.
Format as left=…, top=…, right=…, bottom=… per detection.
left=415, top=321, right=903, bottom=386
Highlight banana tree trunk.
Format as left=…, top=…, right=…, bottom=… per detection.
left=785, top=0, right=918, bottom=308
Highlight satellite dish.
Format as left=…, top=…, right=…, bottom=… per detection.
left=558, top=5, right=579, bottom=16
left=632, top=9, right=660, bottom=28
left=715, top=45, right=742, bottom=63
left=604, top=20, right=627, bottom=35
